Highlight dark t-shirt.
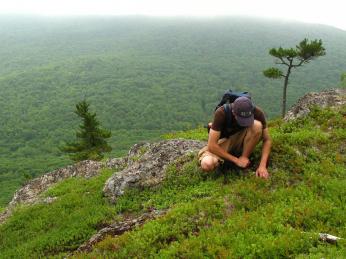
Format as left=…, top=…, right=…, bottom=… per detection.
left=211, top=105, right=267, bottom=138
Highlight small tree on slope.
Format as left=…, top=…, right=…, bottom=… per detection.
left=263, top=38, right=326, bottom=117
left=62, top=100, right=112, bottom=161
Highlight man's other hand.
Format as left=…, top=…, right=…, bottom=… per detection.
left=236, top=156, right=250, bottom=168
left=256, top=166, right=269, bottom=179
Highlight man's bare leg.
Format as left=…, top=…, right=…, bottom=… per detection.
left=241, top=120, right=263, bottom=158
left=200, top=155, right=219, bottom=172
left=201, top=121, right=262, bottom=172
left=200, top=138, right=231, bottom=172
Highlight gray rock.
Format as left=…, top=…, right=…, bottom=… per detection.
left=0, top=209, right=11, bottom=224
left=105, top=157, right=128, bottom=169
left=74, top=209, right=167, bottom=254
left=284, top=88, right=346, bottom=121
left=9, top=160, right=108, bottom=207
left=103, top=139, right=205, bottom=203
left=0, top=158, right=127, bottom=224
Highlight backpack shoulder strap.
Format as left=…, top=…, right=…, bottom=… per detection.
left=223, top=103, right=233, bottom=129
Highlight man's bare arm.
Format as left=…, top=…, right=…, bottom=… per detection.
left=256, top=128, right=272, bottom=178
left=208, top=129, right=248, bottom=168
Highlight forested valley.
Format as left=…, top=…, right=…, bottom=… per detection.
left=0, top=15, right=345, bottom=206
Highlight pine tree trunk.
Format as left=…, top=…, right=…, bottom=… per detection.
left=282, top=76, right=288, bottom=118
left=282, top=66, right=292, bottom=118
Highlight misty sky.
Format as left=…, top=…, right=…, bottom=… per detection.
left=1, top=0, right=345, bottom=31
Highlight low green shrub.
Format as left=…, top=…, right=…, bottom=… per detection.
left=162, top=126, right=207, bottom=141
left=0, top=169, right=118, bottom=258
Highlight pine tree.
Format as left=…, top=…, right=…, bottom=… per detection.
left=263, top=38, right=326, bottom=117
left=62, top=100, right=112, bottom=161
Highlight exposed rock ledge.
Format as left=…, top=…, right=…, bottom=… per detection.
left=0, top=158, right=126, bottom=224
left=9, top=159, right=127, bottom=207
left=74, top=209, right=167, bottom=255
left=284, top=88, right=346, bottom=121
left=103, top=139, right=205, bottom=203
left=0, top=139, right=205, bottom=225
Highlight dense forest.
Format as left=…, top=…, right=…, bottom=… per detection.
left=0, top=15, right=346, bottom=206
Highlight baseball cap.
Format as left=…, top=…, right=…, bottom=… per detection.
left=233, top=97, right=255, bottom=127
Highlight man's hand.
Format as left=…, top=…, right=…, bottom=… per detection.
left=256, top=166, right=269, bottom=179
left=236, top=156, right=250, bottom=168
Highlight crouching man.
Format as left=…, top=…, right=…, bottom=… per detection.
left=198, top=97, right=272, bottom=179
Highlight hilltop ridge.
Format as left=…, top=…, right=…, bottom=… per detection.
left=0, top=89, right=345, bottom=258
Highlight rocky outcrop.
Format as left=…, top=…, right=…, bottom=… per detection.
left=103, top=139, right=205, bottom=203
left=0, top=209, right=12, bottom=225
left=284, top=88, right=346, bottom=120
left=75, top=209, right=167, bottom=254
left=9, top=159, right=126, bottom=207
left=1, top=139, right=204, bottom=225
left=0, top=158, right=127, bottom=224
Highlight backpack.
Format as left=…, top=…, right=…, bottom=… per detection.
left=207, top=90, right=252, bottom=132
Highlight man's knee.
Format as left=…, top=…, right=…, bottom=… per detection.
left=250, top=120, right=263, bottom=136
left=200, top=156, right=219, bottom=172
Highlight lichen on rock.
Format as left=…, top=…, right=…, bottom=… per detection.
left=284, top=88, right=346, bottom=120
left=0, top=158, right=127, bottom=224
left=103, top=139, right=205, bottom=203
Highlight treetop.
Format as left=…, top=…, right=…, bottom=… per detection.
left=268, top=38, right=326, bottom=67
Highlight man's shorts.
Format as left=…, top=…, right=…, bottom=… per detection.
left=198, top=129, right=248, bottom=165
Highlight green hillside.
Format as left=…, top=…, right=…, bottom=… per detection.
left=1, top=16, right=346, bottom=206
left=0, top=106, right=345, bottom=258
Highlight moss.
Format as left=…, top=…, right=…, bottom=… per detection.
left=162, top=127, right=207, bottom=141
